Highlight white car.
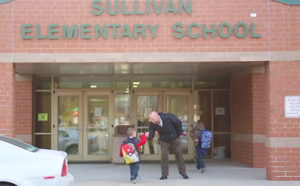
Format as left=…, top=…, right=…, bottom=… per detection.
left=0, top=135, right=74, bottom=186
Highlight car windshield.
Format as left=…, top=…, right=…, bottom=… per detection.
left=0, top=135, right=39, bottom=152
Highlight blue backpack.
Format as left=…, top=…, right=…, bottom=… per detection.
left=199, top=130, right=212, bottom=149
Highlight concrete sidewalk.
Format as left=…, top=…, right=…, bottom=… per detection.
left=69, top=161, right=300, bottom=186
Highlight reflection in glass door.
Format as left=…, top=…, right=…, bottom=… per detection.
left=193, top=90, right=231, bottom=159
left=54, top=91, right=113, bottom=161
left=54, top=92, right=83, bottom=161
left=83, top=92, right=113, bottom=160
left=163, top=92, right=194, bottom=160
left=134, top=92, right=162, bottom=160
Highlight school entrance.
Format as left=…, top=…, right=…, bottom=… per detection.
left=15, top=62, right=246, bottom=162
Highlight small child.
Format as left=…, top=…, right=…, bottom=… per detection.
left=120, top=127, right=146, bottom=184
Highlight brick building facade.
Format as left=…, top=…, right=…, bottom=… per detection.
left=0, top=0, right=300, bottom=181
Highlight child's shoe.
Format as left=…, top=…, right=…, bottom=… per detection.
left=131, top=179, right=136, bottom=184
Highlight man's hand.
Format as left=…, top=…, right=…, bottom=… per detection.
left=145, top=132, right=149, bottom=138
left=180, top=135, right=183, bottom=138
left=195, top=139, right=199, bottom=142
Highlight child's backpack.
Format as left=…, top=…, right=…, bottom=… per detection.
left=121, top=141, right=140, bottom=165
left=199, top=130, right=212, bottom=149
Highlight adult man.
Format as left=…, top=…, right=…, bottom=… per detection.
left=145, top=111, right=189, bottom=180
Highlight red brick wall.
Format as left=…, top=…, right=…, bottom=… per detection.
left=0, top=1, right=12, bottom=53
left=265, top=61, right=300, bottom=181
left=0, top=0, right=298, bottom=53
left=15, top=80, right=33, bottom=144
left=270, top=2, right=300, bottom=51
left=0, top=64, right=15, bottom=137
left=232, top=71, right=266, bottom=168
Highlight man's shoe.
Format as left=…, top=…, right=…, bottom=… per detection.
left=182, top=174, right=189, bottom=179
left=160, top=176, right=168, bottom=180
left=201, top=168, right=206, bottom=173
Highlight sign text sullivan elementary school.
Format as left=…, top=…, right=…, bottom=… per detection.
left=21, top=0, right=261, bottom=40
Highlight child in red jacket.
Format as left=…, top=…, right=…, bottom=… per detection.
left=120, top=127, right=146, bottom=184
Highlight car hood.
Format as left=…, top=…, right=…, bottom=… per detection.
left=35, top=149, right=67, bottom=159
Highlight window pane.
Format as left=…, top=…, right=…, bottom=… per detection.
left=54, top=76, right=112, bottom=89
left=114, top=76, right=130, bottom=92
left=133, top=76, right=192, bottom=89
left=193, top=91, right=212, bottom=131
left=114, top=94, right=131, bottom=126
left=87, top=96, right=109, bottom=155
left=34, top=134, right=51, bottom=149
left=34, top=92, right=52, bottom=133
left=194, top=76, right=230, bottom=89
left=34, top=76, right=51, bottom=90
left=213, top=91, right=231, bottom=132
left=137, top=95, right=159, bottom=155
left=166, top=95, right=188, bottom=154
left=57, top=96, right=80, bottom=155
left=133, top=64, right=192, bottom=74
left=213, top=134, right=231, bottom=159
left=114, top=64, right=131, bottom=74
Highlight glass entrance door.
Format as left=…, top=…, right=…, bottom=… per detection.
left=133, top=91, right=162, bottom=160
left=133, top=91, right=193, bottom=161
left=53, top=91, right=113, bottom=161
left=53, top=92, right=83, bottom=161
left=83, top=92, right=113, bottom=161
left=163, top=91, right=194, bottom=160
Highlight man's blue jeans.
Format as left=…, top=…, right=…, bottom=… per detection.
left=129, top=162, right=139, bottom=180
left=196, top=148, right=206, bottom=170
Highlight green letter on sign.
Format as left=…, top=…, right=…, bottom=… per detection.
left=152, top=0, right=164, bottom=14
left=148, top=24, right=159, bottom=39
left=120, top=24, right=132, bottom=38
left=92, top=0, right=103, bottom=15
left=179, top=0, right=191, bottom=14
left=81, top=24, right=92, bottom=39
left=22, top=24, right=33, bottom=39
left=95, top=24, right=108, bottom=39
left=134, top=0, right=145, bottom=15
left=187, top=23, right=200, bottom=39
left=218, top=22, right=232, bottom=38
left=203, top=24, right=215, bottom=38
left=49, top=24, right=59, bottom=39
left=123, top=0, right=133, bottom=15
left=36, top=24, right=47, bottom=39
left=107, top=0, right=119, bottom=15
left=63, top=25, right=78, bottom=39
left=173, top=23, right=184, bottom=38
left=234, top=22, right=248, bottom=38
left=134, top=24, right=146, bottom=38
left=251, top=23, right=261, bottom=38
left=109, top=24, right=121, bottom=39
left=165, top=0, right=177, bottom=15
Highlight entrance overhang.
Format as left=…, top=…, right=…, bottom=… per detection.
left=15, top=62, right=264, bottom=75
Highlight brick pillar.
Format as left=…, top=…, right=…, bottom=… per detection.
left=15, top=74, right=33, bottom=144
left=265, top=61, right=300, bottom=181
left=0, top=63, right=15, bottom=137
left=232, top=64, right=266, bottom=168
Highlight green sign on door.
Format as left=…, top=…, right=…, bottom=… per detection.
left=38, top=113, right=48, bottom=121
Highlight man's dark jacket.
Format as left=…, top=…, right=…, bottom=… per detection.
left=148, top=113, right=183, bottom=142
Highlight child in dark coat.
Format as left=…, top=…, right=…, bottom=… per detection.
left=120, top=127, right=146, bottom=184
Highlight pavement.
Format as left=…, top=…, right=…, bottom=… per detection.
left=69, top=160, right=300, bottom=186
